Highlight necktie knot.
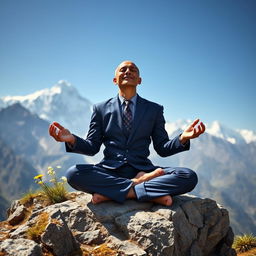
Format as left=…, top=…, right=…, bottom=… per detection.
left=124, top=100, right=130, bottom=106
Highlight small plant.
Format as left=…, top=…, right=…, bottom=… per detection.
left=20, top=189, right=42, bottom=205
left=26, top=212, right=49, bottom=241
left=34, top=166, right=68, bottom=204
left=233, top=233, right=256, bottom=252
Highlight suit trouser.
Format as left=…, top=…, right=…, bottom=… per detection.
left=65, top=164, right=198, bottom=203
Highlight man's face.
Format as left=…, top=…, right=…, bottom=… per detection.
left=113, top=61, right=142, bottom=88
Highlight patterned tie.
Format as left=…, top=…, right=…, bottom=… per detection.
left=123, top=100, right=132, bottom=133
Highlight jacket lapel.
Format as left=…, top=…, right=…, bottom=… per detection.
left=111, top=95, right=123, bottom=131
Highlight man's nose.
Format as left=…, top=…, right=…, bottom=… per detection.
left=125, top=68, right=131, bottom=74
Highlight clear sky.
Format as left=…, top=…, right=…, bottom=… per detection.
left=0, top=0, right=255, bottom=131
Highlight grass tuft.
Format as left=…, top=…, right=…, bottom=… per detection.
left=26, top=212, right=49, bottom=242
left=233, top=234, right=256, bottom=253
left=20, top=189, right=43, bottom=205
left=33, top=166, right=68, bottom=204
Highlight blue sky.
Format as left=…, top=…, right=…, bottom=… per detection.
left=0, top=0, right=255, bottom=130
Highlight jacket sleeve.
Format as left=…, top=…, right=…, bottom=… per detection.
left=151, top=106, right=190, bottom=157
left=65, top=105, right=103, bottom=156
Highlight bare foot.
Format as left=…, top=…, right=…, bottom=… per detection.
left=91, top=193, right=111, bottom=204
left=91, top=191, right=172, bottom=207
left=151, top=195, right=173, bottom=206
left=91, top=168, right=167, bottom=205
left=131, top=168, right=165, bottom=185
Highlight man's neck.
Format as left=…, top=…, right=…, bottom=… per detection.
left=118, top=87, right=137, bottom=100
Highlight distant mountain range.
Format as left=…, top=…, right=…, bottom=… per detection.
left=0, top=81, right=255, bottom=235
left=1, top=80, right=255, bottom=143
left=0, top=103, right=86, bottom=220
left=0, top=80, right=92, bottom=137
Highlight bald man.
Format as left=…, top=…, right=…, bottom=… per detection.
left=49, top=61, right=205, bottom=206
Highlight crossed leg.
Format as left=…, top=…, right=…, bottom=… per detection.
left=92, top=168, right=173, bottom=206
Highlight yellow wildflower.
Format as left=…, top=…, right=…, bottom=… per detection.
left=34, top=174, right=43, bottom=180
left=47, top=170, right=55, bottom=176
left=48, top=166, right=54, bottom=171
left=38, top=181, right=43, bottom=184
left=60, top=176, right=67, bottom=183
left=56, top=165, right=62, bottom=169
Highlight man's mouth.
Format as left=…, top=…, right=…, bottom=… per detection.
left=124, top=76, right=133, bottom=80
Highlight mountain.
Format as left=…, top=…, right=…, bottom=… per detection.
left=0, top=103, right=86, bottom=173
left=165, top=119, right=256, bottom=145
left=0, top=192, right=9, bottom=220
left=0, top=135, right=39, bottom=220
left=207, top=120, right=256, bottom=144
left=0, top=136, right=37, bottom=199
left=0, top=103, right=87, bottom=220
left=1, top=82, right=255, bottom=145
left=0, top=84, right=256, bottom=235
left=0, top=80, right=92, bottom=137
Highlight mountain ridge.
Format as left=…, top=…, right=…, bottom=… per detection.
left=0, top=80, right=92, bottom=137
left=0, top=81, right=255, bottom=143
left=0, top=83, right=255, bottom=235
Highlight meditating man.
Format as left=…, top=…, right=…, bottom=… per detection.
left=49, top=61, right=205, bottom=206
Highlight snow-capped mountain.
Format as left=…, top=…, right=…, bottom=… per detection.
left=0, top=80, right=93, bottom=137
left=1, top=81, right=255, bottom=144
left=0, top=84, right=256, bottom=234
left=165, top=119, right=256, bottom=145
left=206, top=120, right=256, bottom=144
left=238, top=129, right=256, bottom=144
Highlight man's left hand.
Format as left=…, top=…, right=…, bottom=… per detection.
left=179, top=119, right=206, bottom=144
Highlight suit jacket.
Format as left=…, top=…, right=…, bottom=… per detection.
left=66, top=95, right=190, bottom=171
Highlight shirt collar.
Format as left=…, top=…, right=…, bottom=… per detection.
left=118, top=93, right=137, bottom=105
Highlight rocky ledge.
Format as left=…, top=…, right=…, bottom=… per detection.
left=0, top=192, right=236, bottom=256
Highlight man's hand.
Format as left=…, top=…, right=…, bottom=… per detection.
left=179, top=119, right=205, bottom=145
left=49, top=122, right=75, bottom=145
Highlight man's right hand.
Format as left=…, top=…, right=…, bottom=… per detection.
left=49, top=122, right=76, bottom=145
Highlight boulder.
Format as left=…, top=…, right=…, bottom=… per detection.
left=0, top=238, right=42, bottom=256
left=0, top=192, right=236, bottom=256
left=7, top=204, right=26, bottom=225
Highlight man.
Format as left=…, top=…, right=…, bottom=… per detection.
left=49, top=61, right=205, bottom=206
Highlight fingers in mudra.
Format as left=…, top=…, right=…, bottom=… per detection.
left=193, top=121, right=206, bottom=138
left=49, top=122, right=68, bottom=142
left=185, top=119, right=206, bottom=139
left=49, top=123, right=57, bottom=137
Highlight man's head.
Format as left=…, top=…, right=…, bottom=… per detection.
left=113, top=61, right=142, bottom=88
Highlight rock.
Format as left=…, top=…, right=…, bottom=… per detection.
left=7, top=200, right=21, bottom=217
left=40, top=210, right=79, bottom=256
left=7, top=204, right=26, bottom=225
left=0, top=238, right=42, bottom=256
left=115, top=210, right=175, bottom=255
left=87, top=199, right=153, bottom=222
left=107, top=235, right=147, bottom=256
left=75, top=229, right=105, bottom=244
left=0, top=192, right=236, bottom=256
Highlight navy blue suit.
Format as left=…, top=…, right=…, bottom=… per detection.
left=65, top=95, right=197, bottom=203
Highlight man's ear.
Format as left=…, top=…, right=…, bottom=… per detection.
left=113, top=77, right=117, bottom=84
left=138, top=77, right=142, bottom=84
